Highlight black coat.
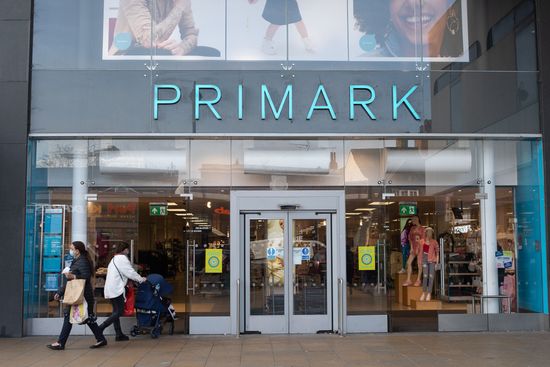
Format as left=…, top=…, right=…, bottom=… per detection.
left=58, top=255, right=95, bottom=306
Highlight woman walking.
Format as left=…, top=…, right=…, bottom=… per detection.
left=99, top=242, right=146, bottom=340
left=47, top=241, right=107, bottom=350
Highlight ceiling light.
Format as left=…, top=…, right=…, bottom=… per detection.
left=354, top=208, right=376, bottom=212
left=346, top=213, right=361, bottom=216
left=369, top=202, right=395, bottom=206
left=176, top=213, right=193, bottom=216
left=167, top=202, right=178, bottom=206
left=86, top=194, right=98, bottom=202
left=167, top=208, right=187, bottom=212
left=207, top=201, right=212, bottom=208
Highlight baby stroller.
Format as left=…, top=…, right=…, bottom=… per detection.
left=130, top=274, right=176, bottom=338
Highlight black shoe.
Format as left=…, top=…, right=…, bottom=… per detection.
left=89, top=339, right=107, bottom=349
left=47, top=344, right=64, bottom=350
left=115, top=335, right=130, bottom=341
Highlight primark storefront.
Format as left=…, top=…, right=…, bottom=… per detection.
left=14, top=0, right=550, bottom=335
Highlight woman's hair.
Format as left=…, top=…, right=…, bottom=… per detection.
left=72, top=241, right=93, bottom=267
left=353, top=0, right=464, bottom=57
left=353, top=0, right=389, bottom=45
left=425, top=227, right=435, bottom=238
left=115, top=242, right=130, bottom=254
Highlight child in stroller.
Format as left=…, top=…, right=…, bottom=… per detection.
left=130, top=274, right=176, bottom=338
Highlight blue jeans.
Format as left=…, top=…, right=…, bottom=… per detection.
left=401, top=243, right=410, bottom=269
left=422, top=253, right=436, bottom=293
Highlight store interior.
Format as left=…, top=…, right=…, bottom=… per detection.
left=37, top=188, right=231, bottom=317
left=26, top=138, right=545, bottom=322
left=345, top=186, right=518, bottom=314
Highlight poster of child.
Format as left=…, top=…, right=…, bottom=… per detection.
left=228, top=0, right=348, bottom=61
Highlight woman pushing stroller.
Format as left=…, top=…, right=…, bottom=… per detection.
left=99, top=242, right=147, bottom=341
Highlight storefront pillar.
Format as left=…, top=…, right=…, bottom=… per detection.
left=481, top=141, right=499, bottom=313
left=71, top=141, right=88, bottom=244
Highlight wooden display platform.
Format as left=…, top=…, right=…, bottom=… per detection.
left=394, top=273, right=415, bottom=305
left=402, top=285, right=423, bottom=306
left=411, top=299, right=443, bottom=310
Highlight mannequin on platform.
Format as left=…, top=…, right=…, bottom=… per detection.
left=420, top=227, right=440, bottom=301
left=403, top=216, right=425, bottom=287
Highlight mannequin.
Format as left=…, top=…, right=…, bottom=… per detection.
left=420, top=227, right=440, bottom=301
left=403, top=216, right=425, bottom=287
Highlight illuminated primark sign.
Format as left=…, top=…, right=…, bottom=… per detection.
left=153, top=84, right=421, bottom=122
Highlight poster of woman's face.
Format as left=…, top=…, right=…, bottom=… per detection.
left=102, top=0, right=225, bottom=60
left=228, top=0, right=349, bottom=61
left=349, top=0, right=469, bottom=62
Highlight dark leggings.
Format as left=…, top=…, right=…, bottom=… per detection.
left=99, top=294, right=125, bottom=337
left=57, top=299, right=104, bottom=347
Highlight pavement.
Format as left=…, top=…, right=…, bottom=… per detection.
left=0, top=332, right=549, bottom=367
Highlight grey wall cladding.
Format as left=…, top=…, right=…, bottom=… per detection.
left=0, top=0, right=31, bottom=337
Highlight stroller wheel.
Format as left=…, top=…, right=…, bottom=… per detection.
left=130, top=326, right=138, bottom=337
left=151, top=328, right=159, bottom=339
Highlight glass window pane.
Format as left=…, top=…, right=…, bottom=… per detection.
left=250, top=219, right=285, bottom=315
left=292, top=219, right=328, bottom=315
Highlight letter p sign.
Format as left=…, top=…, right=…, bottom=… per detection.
left=154, top=84, right=181, bottom=120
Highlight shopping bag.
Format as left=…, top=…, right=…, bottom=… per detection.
left=69, top=299, right=88, bottom=324
left=123, top=282, right=135, bottom=316
left=62, top=279, right=86, bottom=305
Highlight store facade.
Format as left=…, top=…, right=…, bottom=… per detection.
left=1, top=0, right=550, bottom=336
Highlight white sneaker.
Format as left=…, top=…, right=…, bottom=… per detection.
left=302, top=37, right=315, bottom=53
left=262, top=39, right=277, bottom=55
left=419, top=293, right=426, bottom=301
left=398, top=268, right=406, bottom=274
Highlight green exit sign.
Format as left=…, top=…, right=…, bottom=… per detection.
left=149, top=205, right=167, bottom=216
left=399, top=204, right=417, bottom=216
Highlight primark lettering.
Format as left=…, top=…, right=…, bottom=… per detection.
left=153, top=83, right=421, bottom=122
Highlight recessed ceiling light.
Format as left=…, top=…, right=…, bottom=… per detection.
left=167, top=202, right=178, bottom=206
left=354, top=208, right=376, bottom=212
left=167, top=208, right=187, bottom=212
left=369, top=202, right=395, bottom=206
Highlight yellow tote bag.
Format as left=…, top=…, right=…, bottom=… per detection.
left=69, top=299, right=88, bottom=324
left=62, top=279, right=86, bottom=305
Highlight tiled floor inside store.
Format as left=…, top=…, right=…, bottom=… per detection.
left=1, top=332, right=549, bottom=367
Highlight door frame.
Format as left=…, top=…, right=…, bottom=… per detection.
left=243, top=210, right=334, bottom=334
left=230, top=190, right=346, bottom=335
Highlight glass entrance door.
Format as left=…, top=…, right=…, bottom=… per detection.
left=245, top=211, right=332, bottom=334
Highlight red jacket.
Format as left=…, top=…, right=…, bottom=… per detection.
left=424, top=239, right=439, bottom=263
left=408, top=225, right=425, bottom=252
